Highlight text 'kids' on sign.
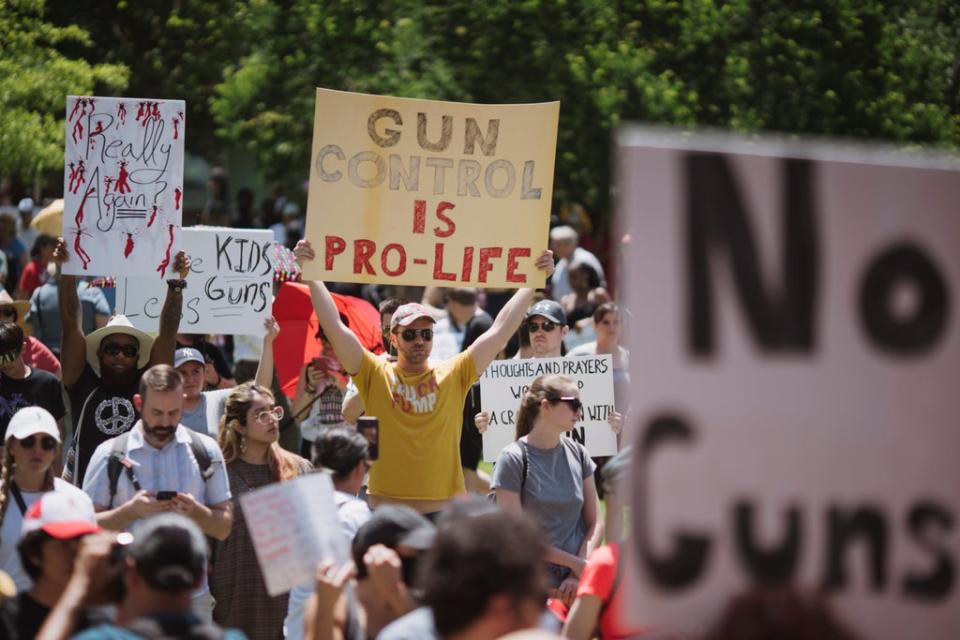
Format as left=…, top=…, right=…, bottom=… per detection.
left=618, top=130, right=959, bottom=640
left=303, top=88, right=560, bottom=287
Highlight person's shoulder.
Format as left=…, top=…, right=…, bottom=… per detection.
left=378, top=606, right=437, bottom=640
left=560, top=435, right=589, bottom=458
left=497, top=440, right=524, bottom=463
left=70, top=622, right=136, bottom=639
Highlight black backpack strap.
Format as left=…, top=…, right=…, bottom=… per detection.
left=9, top=482, right=27, bottom=516
left=106, top=432, right=136, bottom=509
left=518, top=441, right=528, bottom=504
left=185, top=429, right=214, bottom=480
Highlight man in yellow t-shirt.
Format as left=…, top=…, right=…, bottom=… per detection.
left=294, top=239, right=555, bottom=515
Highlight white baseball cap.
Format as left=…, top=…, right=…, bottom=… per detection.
left=7, top=406, right=60, bottom=443
left=21, top=491, right=99, bottom=540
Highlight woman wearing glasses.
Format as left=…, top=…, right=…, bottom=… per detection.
left=0, top=406, right=93, bottom=591
left=211, top=382, right=313, bottom=639
left=491, top=374, right=602, bottom=612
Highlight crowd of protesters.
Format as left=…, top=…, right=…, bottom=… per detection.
left=0, top=190, right=858, bottom=640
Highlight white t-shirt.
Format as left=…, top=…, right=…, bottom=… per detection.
left=0, top=478, right=93, bottom=591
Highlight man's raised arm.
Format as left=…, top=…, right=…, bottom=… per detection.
left=149, top=251, right=190, bottom=368
left=467, top=250, right=554, bottom=375
left=52, top=239, right=86, bottom=387
left=294, top=240, right=365, bottom=375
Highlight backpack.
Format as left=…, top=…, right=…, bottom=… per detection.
left=106, top=429, right=214, bottom=509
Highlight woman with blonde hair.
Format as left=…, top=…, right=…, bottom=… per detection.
left=210, top=381, right=313, bottom=639
left=491, top=374, right=602, bottom=611
left=0, top=406, right=92, bottom=591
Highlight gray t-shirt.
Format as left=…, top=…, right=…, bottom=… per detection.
left=491, top=436, right=596, bottom=586
left=377, top=607, right=437, bottom=640
left=180, top=388, right=232, bottom=437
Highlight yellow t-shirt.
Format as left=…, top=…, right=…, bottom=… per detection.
left=355, top=350, right=478, bottom=501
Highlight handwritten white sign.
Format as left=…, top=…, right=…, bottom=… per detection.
left=480, top=354, right=617, bottom=462
left=240, top=472, right=349, bottom=597
left=116, top=227, right=275, bottom=335
left=619, top=130, right=960, bottom=639
left=63, top=96, right=184, bottom=278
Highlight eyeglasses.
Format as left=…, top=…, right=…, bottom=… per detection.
left=0, top=308, right=16, bottom=319
left=18, top=435, right=58, bottom=451
left=102, top=343, right=139, bottom=359
left=527, top=320, right=558, bottom=334
left=255, top=406, right=284, bottom=424
left=398, top=328, right=433, bottom=342
left=548, top=396, right=583, bottom=413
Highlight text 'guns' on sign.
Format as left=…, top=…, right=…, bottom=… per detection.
left=303, top=88, right=560, bottom=288
left=117, top=227, right=275, bottom=335
left=618, top=130, right=959, bottom=640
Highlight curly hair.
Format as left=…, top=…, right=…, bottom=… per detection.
left=218, top=382, right=302, bottom=482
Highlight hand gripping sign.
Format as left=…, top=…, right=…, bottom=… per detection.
left=303, top=88, right=560, bottom=288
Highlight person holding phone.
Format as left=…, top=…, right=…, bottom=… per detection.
left=291, top=316, right=354, bottom=459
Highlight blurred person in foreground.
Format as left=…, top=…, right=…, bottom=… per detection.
left=40, top=514, right=247, bottom=639
left=703, top=587, right=859, bottom=640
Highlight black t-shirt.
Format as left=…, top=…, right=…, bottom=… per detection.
left=5, top=592, right=101, bottom=640
left=66, top=364, right=144, bottom=484
left=0, top=369, right=66, bottom=439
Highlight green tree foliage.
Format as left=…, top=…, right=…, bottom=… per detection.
left=212, top=0, right=960, bottom=219
left=0, top=0, right=127, bottom=181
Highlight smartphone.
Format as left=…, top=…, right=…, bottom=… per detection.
left=156, top=491, right=177, bottom=501
left=357, top=416, right=379, bottom=460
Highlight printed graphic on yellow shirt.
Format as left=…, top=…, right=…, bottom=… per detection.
left=389, top=372, right=439, bottom=414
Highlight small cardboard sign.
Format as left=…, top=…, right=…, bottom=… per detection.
left=63, top=96, right=184, bottom=278
left=240, top=473, right=349, bottom=597
left=480, top=355, right=617, bottom=462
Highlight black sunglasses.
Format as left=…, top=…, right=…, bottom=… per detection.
left=527, top=320, right=558, bottom=333
left=397, top=328, right=433, bottom=342
left=19, top=435, right=58, bottom=451
left=0, top=308, right=16, bottom=319
left=548, top=396, right=583, bottom=413
left=102, top=343, right=139, bottom=358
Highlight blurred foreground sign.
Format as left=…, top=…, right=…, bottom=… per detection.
left=303, top=88, right=559, bottom=287
left=619, top=130, right=959, bottom=640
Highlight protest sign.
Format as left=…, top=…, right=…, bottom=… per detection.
left=240, top=472, right=348, bottom=597
left=618, top=129, right=960, bottom=639
left=116, top=227, right=274, bottom=335
left=303, top=88, right=559, bottom=288
left=480, top=355, right=616, bottom=462
left=63, top=96, right=184, bottom=278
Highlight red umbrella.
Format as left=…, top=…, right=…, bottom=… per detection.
left=271, top=283, right=384, bottom=398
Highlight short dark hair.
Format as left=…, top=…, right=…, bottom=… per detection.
left=0, top=321, right=23, bottom=355
left=313, top=426, right=369, bottom=479
left=421, top=511, right=546, bottom=636
left=446, top=288, right=477, bottom=306
left=378, top=297, right=406, bottom=318
left=30, top=234, right=56, bottom=260
left=18, top=530, right=51, bottom=579
left=139, top=364, right=183, bottom=400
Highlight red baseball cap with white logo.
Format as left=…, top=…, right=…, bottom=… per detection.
left=21, top=492, right=100, bottom=540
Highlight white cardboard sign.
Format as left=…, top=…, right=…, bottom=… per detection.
left=480, top=355, right=617, bottom=462
left=63, top=96, right=184, bottom=278
left=116, top=227, right=275, bottom=335
left=618, top=130, right=960, bottom=639
left=240, top=473, right=349, bottom=597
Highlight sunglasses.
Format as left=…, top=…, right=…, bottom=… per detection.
left=527, top=320, right=558, bottom=333
left=397, top=328, right=433, bottom=342
left=0, top=308, right=16, bottom=319
left=102, top=343, right=139, bottom=359
left=548, top=396, right=583, bottom=413
left=19, top=435, right=58, bottom=451
left=255, top=406, right=284, bottom=424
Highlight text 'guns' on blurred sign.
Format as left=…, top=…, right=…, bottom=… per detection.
left=618, top=130, right=959, bottom=640
left=303, top=88, right=559, bottom=288
left=117, top=227, right=275, bottom=335
left=63, top=96, right=184, bottom=278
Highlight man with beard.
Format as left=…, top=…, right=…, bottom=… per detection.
left=80, top=364, right=232, bottom=617
left=52, top=238, right=190, bottom=485
left=294, top=239, right=555, bottom=516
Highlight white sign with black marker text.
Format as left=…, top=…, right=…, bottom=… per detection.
left=480, top=354, right=617, bottom=462
left=619, top=129, right=960, bottom=640
left=117, top=226, right=275, bottom=335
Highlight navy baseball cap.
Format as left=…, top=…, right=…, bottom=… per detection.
left=526, top=299, right=566, bottom=325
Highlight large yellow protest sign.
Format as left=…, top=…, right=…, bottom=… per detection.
left=303, top=89, right=560, bottom=287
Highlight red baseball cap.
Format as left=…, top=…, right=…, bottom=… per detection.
left=21, top=492, right=100, bottom=540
